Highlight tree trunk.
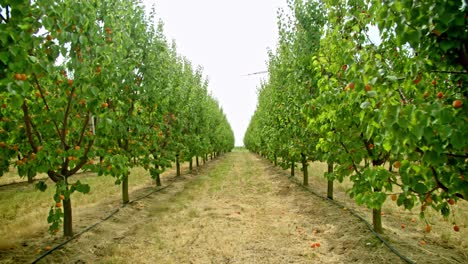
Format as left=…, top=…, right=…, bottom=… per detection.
left=373, top=207, right=383, bottom=233
left=122, top=174, right=129, bottom=204
left=155, top=165, right=161, bottom=187
left=63, top=197, right=73, bottom=237
left=176, top=154, right=181, bottom=177
left=189, top=158, right=193, bottom=173
left=196, top=156, right=199, bottom=167
left=327, top=162, right=334, bottom=200
left=274, top=154, right=277, bottom=166
left=301, top=154, right=308, bottom=186
left=290, top=161, right=295, bottom=177
left=27, top=173, right=34, bottom=183
left=373, top=187, right=383, bottom=233
left=155, top=173, right=161, bottom=187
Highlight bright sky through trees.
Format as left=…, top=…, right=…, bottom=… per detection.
left=143, top=0, right=288, bottom=146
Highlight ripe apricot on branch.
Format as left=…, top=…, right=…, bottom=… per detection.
left=436, top=92, right=444, bottom=99
left=453, top=99, right=463, bottom=108
left=14, top=73, right=27, bottom=80
left=365, top=83, right=371, bottom=91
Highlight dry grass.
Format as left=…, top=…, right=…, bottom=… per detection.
left=0, top=164, right=179, bottom=252
left=291, top=161, right=468, bottom=263
left=36, top=152, right=405, bottom=263
left=0, top=153, right=466, bottom=264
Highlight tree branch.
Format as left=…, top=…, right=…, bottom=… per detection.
left=0, top=13, right=7, bottom=23
left=68, top=137, right=95, bottom=176
left=21, top=100, right=37, bottom=152
left=61, top=85, right=76, bottom=149
left=6, top=5, right=10, bottom=20
left=76, top=111, right=90, bottom=147
left=33, top=74, right=65, bottom=146
left=397, top=86, right=409, bottom=105
left=339, top=140, right=361, bottom=176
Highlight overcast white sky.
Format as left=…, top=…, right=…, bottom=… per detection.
left=142, top=0, right=288, bottom=146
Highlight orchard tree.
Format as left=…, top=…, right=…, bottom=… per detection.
left=0, top=0, right=128, bottom=236
left=245, top=0, right=466, bottom=234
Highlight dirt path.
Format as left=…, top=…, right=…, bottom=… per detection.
left=41, top=152, right=406, bottom=263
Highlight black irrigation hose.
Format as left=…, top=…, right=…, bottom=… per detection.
left=31, top=183, right=173, bottom=264
left=288, top=176, right=415, bottom=264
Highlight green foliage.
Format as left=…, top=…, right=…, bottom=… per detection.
left=245, top=0, right=467, bottom=224
left=0, top=0, right=234, bottom=236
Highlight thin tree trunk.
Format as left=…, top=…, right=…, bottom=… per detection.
left=122, top=174, right=129, bottom=204
left=373, top=207, right=383, bottom=233
left=63, top=197, right=73, bottom=237
left=189, top=158, right=193, bottom=173
left=290, top=161, right=295, bottom=177
left=274, top=154, right=277, bottom=166
left=176, top=154, right=181, bottom=177
left=155, top=164, right=161, bottom=186
left=155, top=173, right=161, bottom=187
left=327, top=162, right=334, bottom=200
left=27, top=172, right=34, bottom=183
left=373, top=187, right=383, bottom=233
left=301, top=153, right=308, bottom=186
left=196, top=156, right=199, bottom=167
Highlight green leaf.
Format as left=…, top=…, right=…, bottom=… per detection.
left=0, top=52, right=9, bottom=64
left=367, top=91, right=377, bottom=98
left=74, top=181, right=90, bottom=194
left=383, top=140, right=392, bottom=152
left=360, top=101, right=371, bottom=109
left=414, top=183, right=427, bottom=194
left=35, top=181, right=48, bottom=192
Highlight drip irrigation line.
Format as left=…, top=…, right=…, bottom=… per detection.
left=31, top=183, right=173, bottom=264
left=287, top=176, right=415, bottom=264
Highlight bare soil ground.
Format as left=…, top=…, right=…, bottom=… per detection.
left=1, top=151, right=467, bottom=263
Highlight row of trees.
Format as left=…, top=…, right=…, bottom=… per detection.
left=0, top=0, right=234, bottom=237
left=245, top=0, right=466, bottom=233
